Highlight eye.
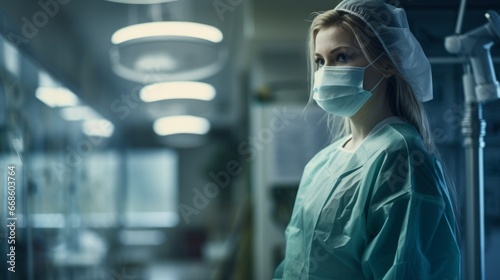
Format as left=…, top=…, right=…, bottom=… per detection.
left=336, top=53, right=350, bottom=62
left=314, top=57, right=325, bottom=68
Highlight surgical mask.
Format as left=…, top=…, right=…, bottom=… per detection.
left=312, top=55, right=384, bottom=117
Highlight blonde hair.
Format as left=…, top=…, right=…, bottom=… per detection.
left=306, top=9, right=460, bottom=225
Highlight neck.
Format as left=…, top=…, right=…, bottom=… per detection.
left=348, top=95, right=394, bottom=147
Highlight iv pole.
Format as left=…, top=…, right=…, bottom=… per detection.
left=445, top=1, right=500, bottom=279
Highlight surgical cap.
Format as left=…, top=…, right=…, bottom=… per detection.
left=334, top=0, right=433, bottom=102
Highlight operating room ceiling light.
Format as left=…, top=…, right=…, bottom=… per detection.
left=111, top=22, right=223, bottom=45
left=60, top=106, right=102, bottom=121
left=140, top=82, right=216, bottom=102
left=153, top=115, right=210, bottom=136
left=35, top=86, right=80, bottom=108
left=3, top=40, right=20, bottom=76
left=83, top=119, right=115, bottom=138
left=134, top=53, right=178, bottom=72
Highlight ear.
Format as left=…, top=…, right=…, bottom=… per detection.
left=381, top=63, right=395, bottom=78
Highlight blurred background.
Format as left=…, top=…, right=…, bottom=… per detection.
left=0, top=0, right=500, bottom=279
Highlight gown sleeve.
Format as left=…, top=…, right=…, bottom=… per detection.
left=361, top=148, right=461, bottom=280
left=273, top=259, right=285, bottom=279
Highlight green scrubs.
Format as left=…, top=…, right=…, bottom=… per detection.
left=274, top=117, right=460, bottom=280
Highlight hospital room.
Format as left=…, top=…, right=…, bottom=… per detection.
left=1, top=0, right=500, bottom=279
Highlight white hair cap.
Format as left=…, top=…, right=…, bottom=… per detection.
left=334, top=0, right=433, bottom=102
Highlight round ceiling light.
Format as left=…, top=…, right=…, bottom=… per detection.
left=110, top=22, right=226, bottom=82
left=111, top=22, right=223, bottom=45
left=153, top=115, right=210, bottom=136
left=140, top=82, right=216, bottom=102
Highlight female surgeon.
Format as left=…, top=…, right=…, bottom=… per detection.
left=273, top=0, right=461, bottom=279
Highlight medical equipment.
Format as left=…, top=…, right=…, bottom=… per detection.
left=445, top=4, right=500, bottom=280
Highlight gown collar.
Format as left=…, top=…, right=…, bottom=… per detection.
left=338, top=116, right=405, bottom=154
left=329, top=116, right=407, bottom=176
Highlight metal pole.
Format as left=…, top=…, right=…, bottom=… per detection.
left=455, top=0, right=468, bottom=34
left=461, top=70, right=485, bottom=280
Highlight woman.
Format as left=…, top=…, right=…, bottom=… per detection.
left=273, top=0, right=461, bottom=279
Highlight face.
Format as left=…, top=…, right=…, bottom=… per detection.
left=314, top=25, right=384, bottom=91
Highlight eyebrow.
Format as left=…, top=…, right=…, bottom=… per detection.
left=314, top=45, right=360, bottom=57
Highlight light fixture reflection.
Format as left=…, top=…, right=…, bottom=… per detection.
left=111, top=22, right=223, bottom=45
left=141, top=82, right=216, bottom=102
left=60, top=106, right=101, bottom=121
left=153, top=115, right=210, bottom=136
left=83, top=119, right=115, bottom=138
left=36, top=87, right=80, bottom=108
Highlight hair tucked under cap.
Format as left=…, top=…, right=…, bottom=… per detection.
left=334, top=0, right=433, bottom=102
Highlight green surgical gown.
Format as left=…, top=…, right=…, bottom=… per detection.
left=274, top=118, right=461, bottom=280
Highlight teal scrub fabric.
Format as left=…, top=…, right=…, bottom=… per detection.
left=274, top=121, right=460, bottom=280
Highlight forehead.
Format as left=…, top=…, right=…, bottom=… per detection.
left=314, top=25, right=359, bottom=54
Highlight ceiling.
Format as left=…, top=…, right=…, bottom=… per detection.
left=0, top=0, right=499, bottom=148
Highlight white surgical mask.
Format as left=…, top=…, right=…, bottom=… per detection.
left=312, top=55, right=384, bottom=117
